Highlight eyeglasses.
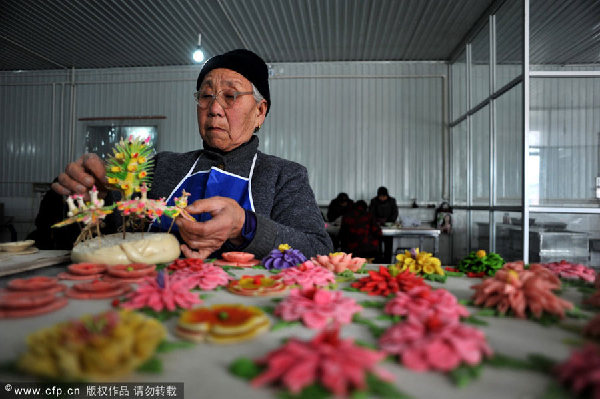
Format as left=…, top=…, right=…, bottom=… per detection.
left=193, top=89, right=254, bottom=109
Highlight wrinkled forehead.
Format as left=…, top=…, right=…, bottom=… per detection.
left=199, top=68, right=251, bottom=90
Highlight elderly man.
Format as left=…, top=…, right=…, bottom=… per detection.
left=52, top=49, right=332, bottom=259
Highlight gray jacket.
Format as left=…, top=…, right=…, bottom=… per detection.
left=149, top=135, right=333, bottom=259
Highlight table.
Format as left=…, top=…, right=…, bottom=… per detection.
left=0, top=254, right=592, bottom=399
left=382, top=226, right=441, bottom=263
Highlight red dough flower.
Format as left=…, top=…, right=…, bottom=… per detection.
left=385, top=286, right=470, bottom=324
left=379, top=314, right=492, bottom=372
left=471, top=265, right=573, bottom=319
left=584, top=314, right=600, bottom=338
left=554, top=344, right=600, bottom=398
left=121, top=271, right=201, bottom=312
left=274, top=288, right=362, bottom=329
left=251, top=326, right=393, bottom=396
left=278, top=260, right=336, bottom=289
left=168, top=258, right=211, bottom=271
left=351, top=266, right=428, bottom=296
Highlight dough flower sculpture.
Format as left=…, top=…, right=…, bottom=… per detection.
left=457, top=249, right=504, bottom=277
left=277, top=260, right=336, bottom=289
left=392, top=248, right=444, bottom=277
left=311, top=252, right=366, bottom=273
left=384, top=285, right=470, bottom=324
left=18, top=310, right=165, bottom=380
left=274, top=287, right=362, bottom=329
left=351, top=266, right=428, bottom=296
left=174, top=264, right=232, bottom=291
left=538, top=260, right=597, bottom=283
left=251, top=326, right=394, bottom=396
left=470, top=263, right=573, bottom=319
left=554, top=344, right=600, bottom=399
left=105, top=136, right=154, bottom=200
left=52, top=186, right=115, bottom=244
left=262, top=244, right=307, bottom=270
left=121, top=270, right=202, bottom=312
left=379, top=312, right=492, bottom=372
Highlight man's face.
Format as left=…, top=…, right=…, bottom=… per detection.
left=197, top=68, right=267, bottom=152
left=378, top=195, right=388, bottom=201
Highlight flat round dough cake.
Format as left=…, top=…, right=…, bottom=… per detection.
left=71, top=233, right=180, bottom=265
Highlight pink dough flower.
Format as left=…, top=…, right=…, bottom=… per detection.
left=379, top=314, right=492, bottom=372
left=121, top=270, right=202, bottom=312
left=278, top=260, right=336, bottom=289
left=385, top=286, right=470, bottom=324
left=251, top=326, right=393, bottom=396
left=554, top=344, right=600, bottom=398
left=471, top=265, right=573, bottom=319
left=275, top=288, right=362, bottom=329
left=175, top=264, right=231, bottom=290
left=537, top=260, right=597, bottom=283
left=311, top=252, right=366, bottom=273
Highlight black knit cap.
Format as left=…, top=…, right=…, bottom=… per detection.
left=196, top=49, right=271, bottom=114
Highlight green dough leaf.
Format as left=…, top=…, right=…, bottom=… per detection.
left=229, top=357, right=262, bottom=380
left=137, top=357, right=162, bottom=373
left=156, top=340, right=195, bottom=352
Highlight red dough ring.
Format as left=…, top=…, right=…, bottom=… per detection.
left=66, top=283, right=131, bottom=299
left=72, top=280, right=123, bottom=292
left=0, top=292, right=56, bottom=309
left=68, top=263, right=107, bottom=276
left=102, top=273, right=156, bottom=284
left=107, top=263, right=156, bottom=278
left=7, top=276, right=58, bottom=291
left=58, top=272, right=105, bottom=281
left=235, top=259, right=261, bottom=267
left=212, top=259, right=238, bottom=267
left=227, top=280, right=287, bottom=297
left=222, top=252, right=256, bottom=263
left=0, top=297, right=68, bottom=319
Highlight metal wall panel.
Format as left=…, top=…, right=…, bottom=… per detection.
left=0, top=61, right=446, bottom=237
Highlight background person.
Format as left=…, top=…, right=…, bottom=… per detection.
left=51, top=49, right=332, bottom=260
left=369, top=186, right=398, bottom=225
left=327, top=192, right=353, bottom=222
left=369, top=186, right=399, bottom=262
left=339, top=200, right=381, bottom=260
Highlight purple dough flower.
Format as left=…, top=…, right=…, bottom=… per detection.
left=262, top=244, right=307, bottom=270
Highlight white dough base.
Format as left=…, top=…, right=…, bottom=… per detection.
left=71, top=233, right=181, bottom=265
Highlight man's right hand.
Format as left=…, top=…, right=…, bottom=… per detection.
left=52, top=153, right=108, bottom=200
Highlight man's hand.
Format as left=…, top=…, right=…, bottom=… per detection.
left=176, top=196, right=246, bottom=260
left=51, top=153, right=108, bottom=200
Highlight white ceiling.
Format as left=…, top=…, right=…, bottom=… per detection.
left=0, top=0, right=598, bottom=71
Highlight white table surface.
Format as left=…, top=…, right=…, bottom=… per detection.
left=0, top=261, right=591, bottom=399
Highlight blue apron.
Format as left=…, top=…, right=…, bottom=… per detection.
left=151, top=154, right=257, bottom=232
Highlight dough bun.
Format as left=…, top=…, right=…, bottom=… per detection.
left=71, top=233, right=180, bottom=265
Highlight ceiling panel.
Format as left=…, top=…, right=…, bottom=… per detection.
left=0, top=0, right=598, bottom=71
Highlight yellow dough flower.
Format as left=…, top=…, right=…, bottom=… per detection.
left=393, top=247, right=444, bottom=276
left=278, top=244, right=291, bottom=252
left=18, top=310, right=166, bottom=380
left=476, top=250, right=487, bottom=258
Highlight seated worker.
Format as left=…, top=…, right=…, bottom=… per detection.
left=369, top=186, right=399, bottom=262
left=326, top=192, right=353, bottom=223
left=339, top=200, right=381, bottom=260
left=51, top=49, right=333, bottom=260
left=369, top=186, right=398, bottom=225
